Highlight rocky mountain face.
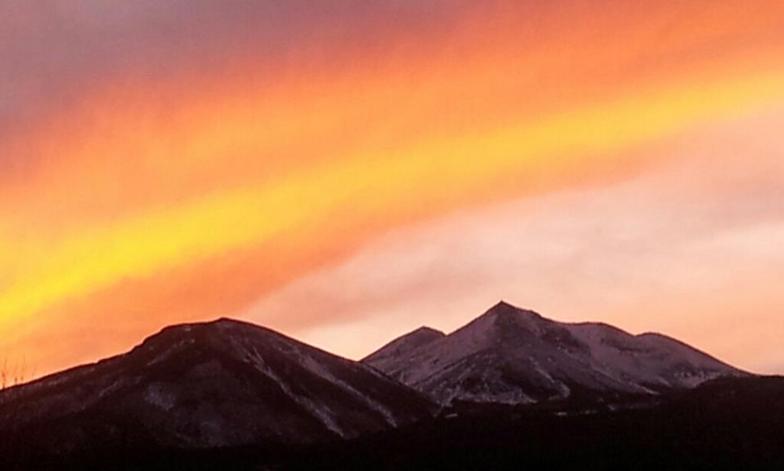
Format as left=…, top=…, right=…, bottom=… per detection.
left=363, top=301, right=746, bottom=405
left=0, top=318, right=435, bottom=454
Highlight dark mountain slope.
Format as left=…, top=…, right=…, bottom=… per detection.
left=0, top=318, right=435, bottom=459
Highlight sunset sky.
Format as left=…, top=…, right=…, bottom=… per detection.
left=1, top=0, right=783, bottom=378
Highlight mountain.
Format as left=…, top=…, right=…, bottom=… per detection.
left=363, top=327, right=445, bottom=368
left=0, top=308, right=775, bottom=470
left=0, top=318, right=434, bottom=458
left=363, top=301, right=746, bottom=405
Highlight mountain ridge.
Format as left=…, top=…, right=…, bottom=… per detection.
left=362, top=300, right=747, bottom=405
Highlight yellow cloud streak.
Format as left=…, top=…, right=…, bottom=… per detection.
left=1, top=68, right=783, bottom=329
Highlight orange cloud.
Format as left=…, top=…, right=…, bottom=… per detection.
left=1, top=0, right=783, bottom=376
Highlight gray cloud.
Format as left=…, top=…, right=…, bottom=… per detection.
left=0, top=0, right=467, bottom=157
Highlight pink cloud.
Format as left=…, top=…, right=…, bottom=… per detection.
left=244, top=104, right=784, bottom=373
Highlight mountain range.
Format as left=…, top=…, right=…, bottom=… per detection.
left=363, top=301, right=743, bottom=405
left=0, top=301, right=779, bottom=470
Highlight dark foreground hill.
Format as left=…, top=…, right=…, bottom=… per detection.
left=317, top=375, right=784, bottom=471
left=4, top=376, right=782, bottom=470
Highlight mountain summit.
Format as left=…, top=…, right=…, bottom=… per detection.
left=0, top=318, right=434, bottom=453
left=362, top=301, right=746, bottom=405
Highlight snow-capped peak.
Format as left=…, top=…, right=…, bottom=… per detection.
left=363, top=301, right=748, bottom=405
left=363, top=326, right=445, bottom=370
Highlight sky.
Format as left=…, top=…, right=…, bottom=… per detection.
left=1, top=0, right=783, bottom=378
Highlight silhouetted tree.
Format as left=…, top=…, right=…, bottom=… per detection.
left=0, top=357, right=28, bottom=391
left=0, top=357, right=30, bottom=468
